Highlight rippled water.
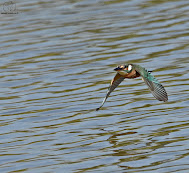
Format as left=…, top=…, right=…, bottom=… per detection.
left=0, top=0, right=189, bottom=172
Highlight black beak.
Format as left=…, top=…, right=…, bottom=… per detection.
left=114, top=67, right=122, bottom=71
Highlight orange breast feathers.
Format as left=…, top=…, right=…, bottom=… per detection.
left=124, top=70, right=140, bottom=78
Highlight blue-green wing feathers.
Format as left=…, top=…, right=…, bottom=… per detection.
left=134, top=64, right=168, bottom=102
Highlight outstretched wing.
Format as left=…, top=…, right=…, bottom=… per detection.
left=96, top=73, right=125, bottom=111
left=134, top=65, right=168, bottom=102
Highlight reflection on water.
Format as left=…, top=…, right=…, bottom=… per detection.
left=0, top=0, right=189, bottom=172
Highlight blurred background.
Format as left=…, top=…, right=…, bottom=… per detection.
left=0, top=0, right=189, bottom=172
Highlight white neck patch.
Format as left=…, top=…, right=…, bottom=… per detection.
left=128, top=64, right=132, bottom=71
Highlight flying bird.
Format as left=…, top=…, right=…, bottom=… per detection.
left=96, top=64, right=168, bottom=111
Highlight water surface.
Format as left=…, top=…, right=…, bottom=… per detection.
left=0, top=0, right=189, bottom=172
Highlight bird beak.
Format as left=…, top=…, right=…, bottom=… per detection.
left=114, top=67, right=122, bottom=71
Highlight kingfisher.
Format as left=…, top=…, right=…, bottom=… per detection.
left=96, top=64, right=168, bottom=111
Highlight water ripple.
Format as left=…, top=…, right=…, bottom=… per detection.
left=0, top=0, right=189, bottom=172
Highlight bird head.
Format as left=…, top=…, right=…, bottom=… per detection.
left=114, top=64, right=133, bottom=75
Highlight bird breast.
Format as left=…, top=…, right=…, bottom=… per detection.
left=118, top=70, right=128, bottom=76
left=124, top=70, right=140, bottom=78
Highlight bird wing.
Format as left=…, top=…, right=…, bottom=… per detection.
left=96, top=73, right=125, bottom=111
left=134, top=65, right=168, bottom=102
